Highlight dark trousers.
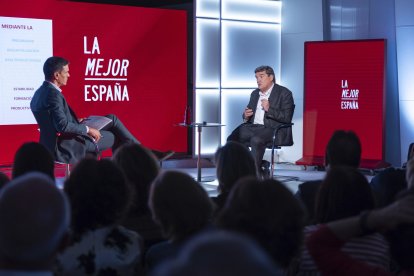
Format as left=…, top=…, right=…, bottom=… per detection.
left=227, top=123, right=273, bottom=171
left=85, top=114, right=139, bottom=154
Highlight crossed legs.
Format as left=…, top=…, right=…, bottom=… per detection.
left=85, top=114, right=139, bottom=155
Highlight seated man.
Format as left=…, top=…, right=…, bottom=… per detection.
left=31, top=56, right=173, bottom=163
left=227, top=65, right=294, bottom=177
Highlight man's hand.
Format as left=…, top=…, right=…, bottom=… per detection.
left=87, top=127, right=102, bottom=142
left=244, top=107, right=253, bottom=119
left=261, top=99, right=270, bottom=112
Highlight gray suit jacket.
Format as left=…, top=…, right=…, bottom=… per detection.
left=244, top=84, right=294, bottom=146
left=30, top=81, right=89, bottom=163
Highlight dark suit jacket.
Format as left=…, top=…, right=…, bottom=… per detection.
left=244, top=84, right=294, bottom=146
left=30, top=81, right=89, bottom=163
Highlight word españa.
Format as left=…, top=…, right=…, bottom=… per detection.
left=85, top=83, right=129, bottom=102
left=83, top=36, right=129, bottom=101
left=341, top=80, right=359, bottom=110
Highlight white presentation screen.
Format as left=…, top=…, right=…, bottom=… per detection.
left=0, top=16, right=52, bottom=125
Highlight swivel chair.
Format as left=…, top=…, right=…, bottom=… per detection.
left=265, top=122, right=297, bottom=181
left=33, top=110, right=71, bottom=177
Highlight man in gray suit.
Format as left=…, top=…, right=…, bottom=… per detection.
left=227, top=66, right=294, bottom=177
left=31, top=56, right=173, bottom=164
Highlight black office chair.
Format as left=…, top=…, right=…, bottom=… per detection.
left=33, top=110, right=72, bottom=177
left=33, top=110, right=99, bottom=177
left=266, top=122, right=298, bottom=181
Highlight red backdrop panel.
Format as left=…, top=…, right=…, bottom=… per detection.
left=0, top=0, right=187, bottom=164
left=299, top=39, right=386, bottom=165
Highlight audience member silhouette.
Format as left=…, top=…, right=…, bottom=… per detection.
left=297, top=166, right=389, bottom=275
left=212, top=141, right=257, bottom=215
left=55, top=158, right=143, bottom=275
left=12, top=142, right=55, bottom=180
left=0, top=172, right=70, bottom=273
left=369, top=142, right=413, bottom=208
left=306, top=158, right=414, bottom=275
left=0, top=172, right=9, bottom=190
left=295, top=130, right=361, bottom=224
left=151, top=230, right=283, bottom=276
left=216, top=177, right=305, bottom=270
left=370, top=167, right=407, bottom=208
left=145, top=171, right=213, bottom=272
left=112, top=143, right=164, bottom=250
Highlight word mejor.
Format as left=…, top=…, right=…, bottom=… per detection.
left=341, top=80, right=359, bottom=110
left=83, top=36, right=129, bottom=102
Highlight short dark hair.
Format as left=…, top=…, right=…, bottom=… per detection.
left=149, top=171, right=213, bottom=241
left=254, top=65, right=275, bottom=83
left=12, top=142, right=55, bottom=181
left=325, top=130, right=361, bottom=168
left=43, top=56, right=69, bottom=81
left=112, top=143, right=160, bottom=215
left=64, top=159, right=132, bottom=236
left=215, top=141, right=256, bottom=194
left=217, top=177, right=305, bottom=268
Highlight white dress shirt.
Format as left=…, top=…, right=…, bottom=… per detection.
left=253, top=84, right=274, bottom=125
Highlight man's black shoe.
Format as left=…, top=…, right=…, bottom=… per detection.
left=152, top=150, right=175, bottom=161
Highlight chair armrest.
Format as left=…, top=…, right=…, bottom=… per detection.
left=271, top=123, right=294, bottom=147
left=276, top=122, right=294, bottom=131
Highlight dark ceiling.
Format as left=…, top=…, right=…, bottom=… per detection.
left=70, top=0, right=193, bottom=8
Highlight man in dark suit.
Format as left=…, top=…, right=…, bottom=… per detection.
left=31, top=56, right=173, bottom=164
left=227, top=65, right=294, bottom=177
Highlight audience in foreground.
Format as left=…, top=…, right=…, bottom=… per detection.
left=307, top=158, right=414, bottom=275
left=112, top=143, right=164, bottom=250
left=12, top=142, right=55, bottom=180
left=151, top=230, right=283, bottom=276
left=145, top=171, right=214, bottom=272
left=295, top=130, right=362, bottom=224
left=0, top=172, right=9, bottom=189
left=369, top=142, right=413, bottom=208
left=297, top=166, right=389, bottom=275
left=0, top=172, right=69, bottom=275
left=3, top=128, right=414, bottom=276
left=212, top=141, right=257, bottom=215
left=216, top=177, right=305, bottom=272
left=55, top=159, right=143, bottom=275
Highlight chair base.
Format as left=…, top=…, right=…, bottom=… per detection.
left=269, top=159, right=300, bottom=182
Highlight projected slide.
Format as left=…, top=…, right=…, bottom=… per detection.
left=297, top=39, right=387, bottom=168
left=0, top=0, right=187, bottom=164
left=0, top=16, right=52, bottom=125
